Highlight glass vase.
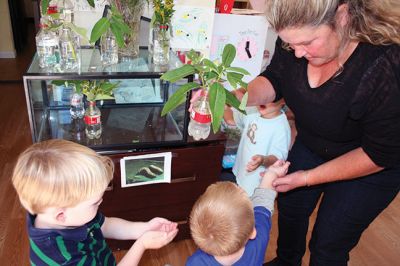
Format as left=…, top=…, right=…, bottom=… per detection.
left=100, top=29, right=119, bottom=65
left=112, top=0, right=145, bottom=59
left=152, top=24, right=171, bottom=66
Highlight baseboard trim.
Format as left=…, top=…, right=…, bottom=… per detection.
left=0, top=51, right=16, bottom=58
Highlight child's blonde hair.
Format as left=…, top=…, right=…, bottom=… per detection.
left=12, top=139, right=114, bottom=214
left=189, top=182, right=254, bottom=256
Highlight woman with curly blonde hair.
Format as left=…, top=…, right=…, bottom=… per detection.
left=233, top=0, right=400, bottom=265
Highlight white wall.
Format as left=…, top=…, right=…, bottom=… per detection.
left=0, top=0, right=16, bottom=58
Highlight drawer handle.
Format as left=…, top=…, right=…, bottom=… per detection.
left=171, top=175, right=197, bottom=183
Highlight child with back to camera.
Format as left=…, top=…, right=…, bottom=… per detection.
left=12, top=139, right=178, bottom=266
left=186, top=159, right=290, bottom=266
left=223, top=98, right=291, bottom=196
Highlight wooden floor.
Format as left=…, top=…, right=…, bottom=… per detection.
left=0, top=22, right=399, bottom=266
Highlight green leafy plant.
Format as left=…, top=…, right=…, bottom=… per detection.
left=89, top=5, right=131, bottom=48
left=160, top=44, right=250, bottom=133
left=41, top=0, right=94, bottom=16
left=151, top=0, right=175, bottom=26
left=52, top=80, right=119, bottom=102
left=39, top=3, right=88, bottom=43
left=40, top=0, right=132, bottom=48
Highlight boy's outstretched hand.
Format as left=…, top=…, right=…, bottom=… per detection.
left=137, top=228, right=179, bottom=250
left=268, top=159, right=290, bottom=178
left=259, top=160, right=290, bottom=189
left=147, top=217, right=178, bottom=233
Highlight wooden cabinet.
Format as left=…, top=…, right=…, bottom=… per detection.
left=101, top=137, right=225, bottom=250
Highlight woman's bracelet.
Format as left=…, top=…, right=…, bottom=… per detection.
left=304, top=171, right=310, bottom=187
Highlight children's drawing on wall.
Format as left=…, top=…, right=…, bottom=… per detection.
left=120, top=152, right=172, bottom=187
left=209, top=14, right=268, bottom=90
left=171, top=1, right=215, bottom=56
left=210, top=35, right=230, bottom=57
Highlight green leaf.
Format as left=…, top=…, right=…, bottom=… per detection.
left=150, top=13, right=156, bottom=27
left=66, top=23, right=88, bottom=43
left=161, top=82, right=200, bottom=116
left=111, top=16, right=131, bottom=34
left=202, top=59, right=217, bottom=71
left=51, top=80, right=67, bottom=86
left=90, top=18, right=110, bottom=44
left=49, top=13, right=61, bottom=20
left=204, top=71, right=218, bottom=82
left=209, top=83, right=226, bottom=133
left=74, top=81, right=84, bottom=94
left=226, top=66, right=250, bottom=76
left=86, top=92, right=95, bottom=102
left=160, top=65, right=195, bottom=83
left=194, top=65, right=206, bottom=72
left=41, top=0, right=49, bottom=16
left=94, top=94, right=115, bottom=101
left=239, top=92, right=248, bottom=110
left=225, top=89, right=245, bottom=114
left=110, top=23, right=125, bottom=48
left=227, top=72, right=244, bottom=89
left=87, top=0, right=95, bottom=8
left=99, top=82, right=119, bottom=93
left=222, top=44, right=236, bottom=67
left=186, top=50, right=202, bottom=64
left=238, top=80, right=248, bottom=89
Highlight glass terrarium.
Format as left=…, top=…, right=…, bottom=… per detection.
left=23, top=48, right=193, bottom=153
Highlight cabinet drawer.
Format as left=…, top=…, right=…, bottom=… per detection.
left=100, top=143, right=225, bottom=222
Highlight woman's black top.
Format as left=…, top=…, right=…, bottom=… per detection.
left=261, top=38, right=400, bottom=167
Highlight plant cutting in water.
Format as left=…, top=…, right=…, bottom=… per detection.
left=52, top=80, right=119, bottom=101
left=160, top=44, right=250, bottom=133
left=89, top=5, right=131, bottom=48
left=151, top=0, right=175, bottom=26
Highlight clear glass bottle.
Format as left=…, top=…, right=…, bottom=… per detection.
left=100, top=29, right=118, bottom=65
left=59, top=0, right=74, bottom=24
left=188, top=89, right=212, bottom=141
left=59, top=27, right=80, bottom=70
left=84, top=101, right=102, bottom=139
left=152, top=24, right=171, bottom=65
left=35, top=20, right=59, bottom=69
left=69, top=84, right=84, bottom=119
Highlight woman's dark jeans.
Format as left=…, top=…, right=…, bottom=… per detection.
left=274, top=140, right=400, bottom=266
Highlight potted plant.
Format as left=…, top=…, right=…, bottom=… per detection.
left=52, top=79, right=119, bottom=139
left=89, top=5, right=131, bottom=49
left=110, top=0, right=149, bottom=57
left=37, top=1, right=89, bottom=70
left=160, top=44, right=249, bottom=136
left=150, top=0, right=175, bottom=65
left=41, top=0, right=137, bottom=54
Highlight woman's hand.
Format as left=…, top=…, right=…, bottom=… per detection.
left=232, top=87, right=247, bottom=101
left=272, top=170, right=307, bottom=192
